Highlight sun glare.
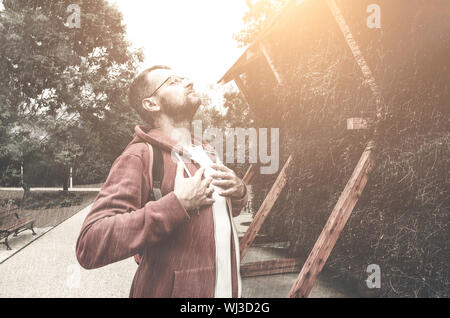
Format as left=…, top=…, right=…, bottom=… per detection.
left=108, top=0, right=248, bottom=90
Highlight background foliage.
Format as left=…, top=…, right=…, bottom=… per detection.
left=0, top=0, right=143, bottom=189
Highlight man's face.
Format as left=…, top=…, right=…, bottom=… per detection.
left=145, top=68, right=201, bottom=121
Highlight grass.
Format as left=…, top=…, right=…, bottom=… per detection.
left=72, top=183, right=103, bottom=188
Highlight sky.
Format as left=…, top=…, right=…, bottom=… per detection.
left=107, top=0, right=249, bottom=93
left=0, top=0, right=249, bottom=108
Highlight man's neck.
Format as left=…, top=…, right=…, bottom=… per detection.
left=156, top=115, right=193, bottom=148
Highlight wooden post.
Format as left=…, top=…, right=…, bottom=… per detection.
left=240, top=155, right=293, bottom=260
left=259, top=42, right=283, bottom=85
left=289, top=141, right=375, bottom=298
left=241, top=258, right=302, bottom=278
left=242, top=164, right=258, bottom=185
left=326, top=0, right=384, bottom=119
left=233, top=74, right=252, bottom=107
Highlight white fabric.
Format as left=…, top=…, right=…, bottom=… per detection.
left=180, top=145, right=241, bottom=298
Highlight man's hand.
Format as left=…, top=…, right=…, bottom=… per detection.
left=210, top=163, right=245, bottom=199
left=174, top=163, right=215, bottom=211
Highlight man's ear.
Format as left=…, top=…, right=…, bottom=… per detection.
left=142, top=98, right=161, bottom=114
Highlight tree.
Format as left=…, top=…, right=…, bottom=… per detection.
left=0, top=0, right=143, bottom=191
left=233, top=0, right=287, bottom=47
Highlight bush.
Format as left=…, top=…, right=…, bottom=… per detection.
left=14, top=191, right=84, bottom=210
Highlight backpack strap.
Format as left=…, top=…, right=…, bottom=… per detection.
left=147, top=143, right=164, bottom=201
left=136, top=143, right=165, bottom=266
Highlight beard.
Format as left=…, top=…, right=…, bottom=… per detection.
left=160, top=94, right=201, bottom=122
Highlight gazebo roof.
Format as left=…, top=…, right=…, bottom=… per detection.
left=218, top=0, right=300, bottom=84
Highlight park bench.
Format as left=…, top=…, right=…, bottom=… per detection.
left=0, top=206, right=36, bottom=250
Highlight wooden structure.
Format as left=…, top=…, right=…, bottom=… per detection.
left=221, top=0, right=396, bottom=297
left=288, top=0, right=386, bottom=297
left=240, top=156, right=292, bottom=260
left=241, top=258, right=302, bottom=278
left=289, top=141, right=375, bottom=297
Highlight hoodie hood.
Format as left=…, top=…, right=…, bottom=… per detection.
left=129, top=125, right=215, bottom=161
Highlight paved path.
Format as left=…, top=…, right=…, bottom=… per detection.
left=241, top=246, right=358, bottom=298
left=0, top=187, right=101, bottom=192
left=0, top=204, right=357, bottom=298
left=0, top=227, right=52, bottom=264
left=0, top=204, right=136, bottom=297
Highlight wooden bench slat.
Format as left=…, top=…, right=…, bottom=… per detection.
left=0, top=211, right=19, bottom=220
left=0, top=218, right=35, bottom=232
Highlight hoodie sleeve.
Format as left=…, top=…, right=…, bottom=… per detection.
left=76, top=153, right=190, bottom=270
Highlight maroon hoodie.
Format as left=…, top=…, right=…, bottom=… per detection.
left=75, top=126, right=248, bottom=298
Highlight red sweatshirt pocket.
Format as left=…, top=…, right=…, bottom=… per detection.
left=171, top=266, right=215, bottom=298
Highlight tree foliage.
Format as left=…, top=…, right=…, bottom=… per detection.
left=0, top=0, right=143, bottom=188
left=233, top=0, right=287, bottom=47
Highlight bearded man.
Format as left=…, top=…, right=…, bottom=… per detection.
left=76, top=65, right=248, bottom=298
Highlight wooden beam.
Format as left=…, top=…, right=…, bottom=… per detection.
left=242, top=164, right=258, bottom=185
left=219, top=47, right=259, bottom=84
left=289, top=141, right=376, bottom=298
left=233, top=74, right=252, bottom=107
left=253, top=235, right=288, bottom=246
left=240, top=155, right=293, bottom=260
left=241, top=258, right=302, bottom=278
left=286, top=0, right=385, bottom=299
left=259, top=42, right=283, bottom=85
left=326, top=0, right=384, bottom=119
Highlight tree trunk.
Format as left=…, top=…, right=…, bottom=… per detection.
left=62, top=178, right=69, bottom=192
left=21, top=184, right=30, bottom=209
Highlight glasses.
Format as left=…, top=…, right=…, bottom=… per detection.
left=144, top=75, right=187, bottom=99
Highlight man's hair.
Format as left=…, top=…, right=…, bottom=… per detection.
left=129, top=65, right=171, bottom=124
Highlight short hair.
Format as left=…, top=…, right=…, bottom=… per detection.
left=129, top=65, right=171, bottom=124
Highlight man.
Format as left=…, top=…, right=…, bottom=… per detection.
left=75, top=65, right=248, bottom=298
